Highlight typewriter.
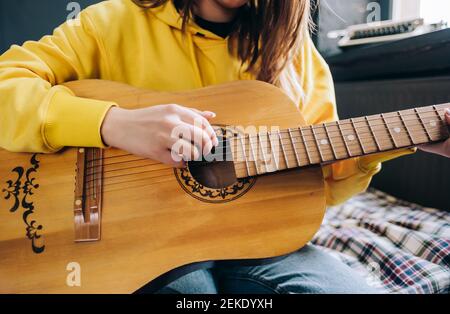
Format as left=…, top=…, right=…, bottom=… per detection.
left=329, top=18, right=447, bottom=48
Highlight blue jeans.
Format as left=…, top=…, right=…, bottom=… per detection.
left=157, top=245, right=379, bottom=294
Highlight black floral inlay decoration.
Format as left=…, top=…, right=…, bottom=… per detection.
left=176, top=167, right=255, bottom=203
left=2, top=154, right=44, bottom=254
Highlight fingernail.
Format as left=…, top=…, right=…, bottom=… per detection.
left=213, top=136, right=219, bottom=147
left=204, top=111, right=216, bottom=118
left=446, top=108, right=450, bottom=115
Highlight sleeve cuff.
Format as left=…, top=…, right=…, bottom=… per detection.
left=358, top=147, right=417, bottom=173
left=43, top=90, right=117, bottom=150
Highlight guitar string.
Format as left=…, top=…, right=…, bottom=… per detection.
left=84, top=114, right=448, bottom=176
left=79, top=128, right=445, bottom=194
left=80, top=132, right=443, bottom=199
left=84, top=108, right=448, bottom=164
left=82, top=173, right=177, bottom=199
left=203, top=113, right=449, bottom=168
left=99, top=158, right=162, bottom=169
left=82, top=119, right=447, bottom=181
left=103, top=176, right=174, bottom=194
left=78, top=171, right=176, bottom=199
left=78, top=127, right=445, bottom=199
left=75, top=107, right=449, bottom=198
left=78, top=109, right=449, bottom=195
left=83, top=123, right=446, bottom=183
left=88, top=149, right=95, bottom=201
left=83, top=118, right=448, bottom=182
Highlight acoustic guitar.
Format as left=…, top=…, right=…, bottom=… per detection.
left=0, top=80, right=448, bottom=293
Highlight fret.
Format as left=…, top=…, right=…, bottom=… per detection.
left=397, top=111, right=415, bottom=145
left=294, top=128, right=312, bottom=166
left=432, top=105, right=444, bottom=122
left=257, top=133, right=270, bottom=173
left=230, top=104, right=449, bottom=179
left=418, top=106, right=441, bottom=141
left=353, top=117, right=378, bottom=153
left=280, top=130, right=299, bottom=168
left=414, top=108, right=432, bottom=141
left=336, top=121, right=352, bottom=157
left=435, top=103, right=450, bottom=113
left=351, top=118, right=367, bottom=154
left=432, top=105, right=450, bottom=140
left=365, top=114, right=396, bottom=151
left=267, top=132, right=279, bottom=171
left=432, top=105, right=449, bottom=133
left=306, top=127, right=327, bottom=163
left=418, top=106, right=447, bottom=142
left=231, top=103, right=449, bottom=179
left=288, top=128, right=301, bottom=166
left=248, top=134, right=260, bottom=175
left=238, top=134, right=251, bottom=176
left=365, top=116, right=381, bottom=151
left=399, top=109, right=429, bottom=144
left=311, top=125, right=335, bottom=161
left=380, top=113, right=398, bottom=148
left=324, top=123, right=338, bottom=160
left=310, top=126, right=325, bottom=163
left=322, top=122, right=347, bottom=160
left=299, top=128, right=313, bottom=165
left=339, top=119, right=363, bottom=156
left=277, top=130, right=290, bottom=169
left=382, top=112, right=412, bottom=147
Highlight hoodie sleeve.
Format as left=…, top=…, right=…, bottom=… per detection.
left=0, top=10, right=116, bottom=153
left=298, top=37, right=415, bottom=206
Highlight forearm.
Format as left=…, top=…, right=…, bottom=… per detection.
left=0, top=11, right=111, bottom=153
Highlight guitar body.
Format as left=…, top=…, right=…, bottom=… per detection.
left=0, top=80, right=326, bottom=293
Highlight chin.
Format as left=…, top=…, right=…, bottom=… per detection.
left=216, top=0, right=249, bottom=9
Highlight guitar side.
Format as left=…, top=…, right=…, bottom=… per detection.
left=0, top=80, right=326, bottom=293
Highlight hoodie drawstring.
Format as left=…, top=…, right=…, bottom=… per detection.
left=186, top=32, right=204, bottom=88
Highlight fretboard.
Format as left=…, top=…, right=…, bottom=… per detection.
left=231, top=103, right=450, bottom=179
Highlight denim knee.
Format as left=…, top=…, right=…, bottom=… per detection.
left=157, top=269, right=218, bottom=294
left=214, top=245, right=380, bottom=294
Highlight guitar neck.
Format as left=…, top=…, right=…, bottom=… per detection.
left=232, top=103, right=450, bottom=179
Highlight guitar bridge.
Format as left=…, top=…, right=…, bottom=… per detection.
left=74, top=148, right=103, bottom=242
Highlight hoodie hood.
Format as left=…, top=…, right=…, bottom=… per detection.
left=144, top=0, right=248, bottom=87
left=148, top=0, right=225, bottom=40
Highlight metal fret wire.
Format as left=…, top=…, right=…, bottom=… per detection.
left=81, top=124, right=447, bottom=190
left=79, top=108, right=449, bottom=193
left=82, top=113, right=448, bottom=184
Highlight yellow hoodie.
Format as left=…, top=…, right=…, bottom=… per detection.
left=0, top=0, right=413, bottom=205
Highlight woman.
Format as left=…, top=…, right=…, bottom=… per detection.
left=0, top=0, right=449, bottom=293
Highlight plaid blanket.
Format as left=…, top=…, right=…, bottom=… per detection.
left=312, top=188, right=450, bottom=294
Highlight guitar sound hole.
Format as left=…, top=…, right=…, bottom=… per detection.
left=188, top=135, right=238, bottom=189
left=188, top=160, right=238, bottom=189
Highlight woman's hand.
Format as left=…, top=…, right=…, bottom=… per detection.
left=101, top=104, right=219, bottom=167
left=420, top=109, right=450, bottom=158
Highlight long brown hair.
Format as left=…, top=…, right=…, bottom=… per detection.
left=132, top=0, right=311, bottom=99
